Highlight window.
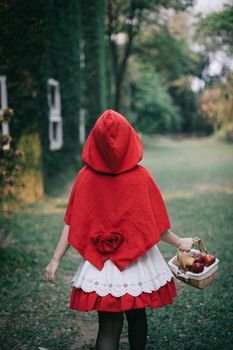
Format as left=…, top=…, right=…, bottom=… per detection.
left=80, top=39, right=85, bottom=69
left=47, top=78, right=63, bottom=151
left=79, top=108, right=86, bottom=145
left=0, top=76, right=10, bottom=138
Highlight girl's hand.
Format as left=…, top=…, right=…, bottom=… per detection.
left=178, top=238, right=193, bottom=252
left=43, top=257, right=60, bottom=284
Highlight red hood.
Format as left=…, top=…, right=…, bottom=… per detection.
left=81, top=109, right=143, bottom=174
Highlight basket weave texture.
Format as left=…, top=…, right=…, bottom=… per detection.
left=169, top=238, right=219, bottom=289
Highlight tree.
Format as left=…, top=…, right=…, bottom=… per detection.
left=130, top=62, right=181, bottom=134
left=106, top=0, right=194, bottom=110
left=133, top=23, right=204, bottom=132
left=195, top=4, right=233, bottom=55
left=195, top=4, right=233, bottom=141
left=199, top=72, right=233, bottom=141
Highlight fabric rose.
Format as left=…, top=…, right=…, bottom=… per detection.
left=92, top=231, right=123, bottom=254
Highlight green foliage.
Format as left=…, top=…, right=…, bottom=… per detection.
left=0, top=108, right=24, bottom=211
left=0, top=1, right=82, bottom=193
left=169, top=82, right=212, bottom=133
left=106, top=0, right=195, bottom=110
left=135, top=26, right=196, bottom=81
left=194, top=4, right=233, bottom=141
left=133, top=24, right=205, bottom=133
left=200, top=72, right=233, bottom=142
left=81, top=0, right=107, bottom=132
left=15, top=131, right=44, bottom=204
left=0, top=108, right=44, bottom=211
left=132, top=66, right=181, bottom=133
left=195, top=4, right=233, bottom=54
left=41, top=0, right=82, bottom=186
left=0, top=1, right=47, bottom=137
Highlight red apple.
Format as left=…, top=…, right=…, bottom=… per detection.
left=194, top=257, right=203, bottom=264
left=191, top=262, right=204, bottom=273
left=193, top=251, right=206, bottom=259
left=193, top=252, right=204, bottom=263
left=203, top=254, right=215, bottom=267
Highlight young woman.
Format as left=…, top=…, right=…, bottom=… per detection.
left=44, top=109, right=193, bottom=350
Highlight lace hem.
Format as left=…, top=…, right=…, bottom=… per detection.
left=69, top=278, right=177, bottom=312
left=71, top=270, right=174, bottom=297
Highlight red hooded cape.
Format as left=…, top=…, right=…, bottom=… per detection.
left=64, top=109, right=171, bottom=271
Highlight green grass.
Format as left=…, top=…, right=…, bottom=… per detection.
left=0, top=135, right=233, bottom=350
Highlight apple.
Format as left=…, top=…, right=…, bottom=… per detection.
left=193, top=255, right=204, bottom=264
left=192, top=252, right=205, bottom=263
left=191, top=262, right=204, bottom=273
left=203, top=254, right=215, bottom=267
left=193, top=251, right=205, bottom=257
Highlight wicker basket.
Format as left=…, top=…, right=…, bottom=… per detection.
left=168, top=237, right=219, bottom=289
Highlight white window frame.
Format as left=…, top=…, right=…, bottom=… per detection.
left=47, top=78, right=63, bottom=151
left=79, top=108, right=86, bottom=145
left=80, top=39, right=85, bottom=69
left=0, top=76, right=10, bottom=137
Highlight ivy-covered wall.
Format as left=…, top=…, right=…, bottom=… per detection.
left=0, top=1, right=48, bottom=201
left=0, top=1, right=46, bottom=139
left=0, top=0, right=82, bottom=196
left=80, top=0, right=107, bottom=133
left=41, top=0, right=82, bottom=190
left=0, top=0, right=108, bottom=199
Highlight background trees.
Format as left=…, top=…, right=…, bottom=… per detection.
left=1, top=0, right=232, bottom=204
left=106, top=0, right=195, bottom=110
left=195, top=3, right=233, bottom=141
left=105, top=1, right=233, bottom=140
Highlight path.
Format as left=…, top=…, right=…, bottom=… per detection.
left=1, top=135, right=233, bottom=349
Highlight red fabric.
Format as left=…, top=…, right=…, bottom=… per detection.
left=69, top=278, right=177, bottom=312
left=64, top=109, right=171, bottom=271
left=81, top=109, right=143, bottom=175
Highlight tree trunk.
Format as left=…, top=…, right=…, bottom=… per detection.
left=113, top=31, right=135, bottom=110
left=107, top=0, right=138, bottom=111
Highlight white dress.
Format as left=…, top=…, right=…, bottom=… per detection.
left=70, top=244, right=174, bottom=298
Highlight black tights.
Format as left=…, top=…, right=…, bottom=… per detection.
left=125, top=308, right=148, bottom=350
left=96, top=308, right=147, bottom=350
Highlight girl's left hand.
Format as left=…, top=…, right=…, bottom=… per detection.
left=43, top=258, right=60, bottom=284
left=178, top=237, right=193, bottom=252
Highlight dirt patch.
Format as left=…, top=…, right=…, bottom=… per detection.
left=68, top=313, right=98, bottom=350
left=0, top=235, right=17, bottom=248
left=194, top=183, right=233, bottom=194
left=165, top=183, right=233, bottom=200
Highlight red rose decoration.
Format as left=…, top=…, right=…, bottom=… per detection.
left=92, top=231, right=124, bottom=254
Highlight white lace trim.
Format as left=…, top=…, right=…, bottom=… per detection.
left=70, top=244, right=174, bottom=297
left=71, top=272, right=173, bottom=297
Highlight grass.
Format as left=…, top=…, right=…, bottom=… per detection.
left=0, top=135, right=233, bottom=350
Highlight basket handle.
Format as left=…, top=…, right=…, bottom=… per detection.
left=176, top=237, right=208, bottom=272
left=192, top=237, right=208, bottom=254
